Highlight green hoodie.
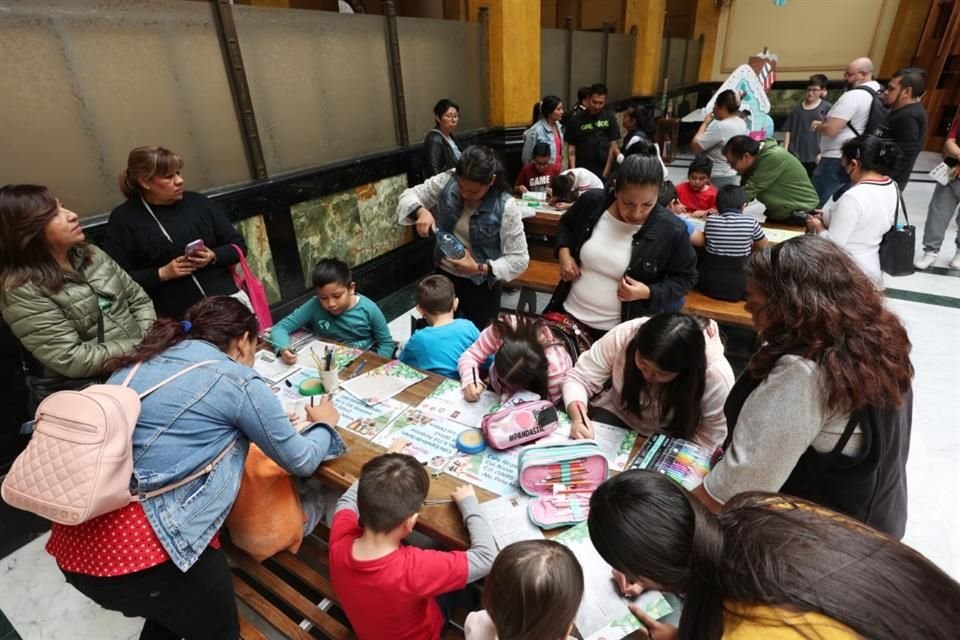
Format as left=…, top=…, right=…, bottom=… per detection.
left=742, top=138, right=819, bottom=220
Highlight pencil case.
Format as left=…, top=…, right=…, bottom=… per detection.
left=481, top=396, right=559, bottom=450
left=517, top=440, right=607, bottom=529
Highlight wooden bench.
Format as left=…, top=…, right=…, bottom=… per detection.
left=509, top=259, right=754, bottom=328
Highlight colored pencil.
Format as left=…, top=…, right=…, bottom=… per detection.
left=350, top=361, right=368, bottom=379
left=309, top=347, right=324, bottom=371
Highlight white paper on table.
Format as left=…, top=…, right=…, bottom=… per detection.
left=763, top=227, right=805, bottom=244
left=253, top=350, right=301, bottom=385
left=479, top=495, right=544, bottom=550
left=371, top=408, right=460, bottom=469
left=589, top=422, right=639, bottom=472
left=444, top=447, right=523, bottom=497
left=340, top=361, right=427, bottom=405
left=332, top=393, right=408, bottom=440
left=417, top=379, right=500, bottom=428
left=555, top=522, right=672, bottom=639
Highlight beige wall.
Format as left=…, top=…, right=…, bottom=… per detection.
left=711, top=0, right=902, bottom=82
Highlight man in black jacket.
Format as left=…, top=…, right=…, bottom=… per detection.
left=882, top=68, right=928, bottom=191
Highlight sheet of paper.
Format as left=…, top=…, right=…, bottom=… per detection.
left=294, top=339, right=363, bottom=372
left=371, top=408, right=460, bottom=470
left=253, top=350, right=301, bottom=385
left=331, top=392, right=407, bottom=440
left=445, top=447, right=523, bottom=497
left=417, top=379, right=500, bottom=428
left=555, top=522, right=673, bottom=639
left=589, top=422, right=639, bottom=472
left=763, top=227, right=805, bottom=244
left=340, top=360, right=427, bottom=405
left=478, top=495, right=544, bottom=550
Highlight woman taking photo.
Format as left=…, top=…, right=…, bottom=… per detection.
left=691, top=89, right=748, bottom=187
left=806, top=135, right=901, bottom=287
left=563, top=313, right=733, bottom=449
left=547, top=154, right=697, bottom=340
left=697, top=236, right=913, bottom=538
left=396, top=145, right=529, bottom=330
left=521, top=95, right=564, bottom=168
left=589, top=470, right=959, bottom=640
left=46, top=296, right=345, bottom=640
left=0, top=185, right=155, bottom=407
left=423, top=98, right=462, bottom=177
left=104, top=145, right=247, bottom=319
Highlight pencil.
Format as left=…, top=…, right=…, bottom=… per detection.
left=473, top=369, right=478, bottom=387
left=350, top=360, right=368, bottom=379
left=310, top=347, right=324, bottom=371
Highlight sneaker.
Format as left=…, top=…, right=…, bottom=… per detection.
left=950, top=250, right=960, bottom=271
left=914, top=252, right=938, bottom=270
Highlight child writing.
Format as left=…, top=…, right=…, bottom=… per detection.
left=515, top=142, right=561, bottom=194
left=690, top=185, right=768, bottom=300
left=399, top=275, right=479, bottom=378
left=675, top=155, right=718, bottom=218
left=272, top=258, right=394, bottom=361
left=458, top=314, right=573, bottom=405
left=329, top=450, right=496, bottom=640
left=464, top=540, right=583, bottom=640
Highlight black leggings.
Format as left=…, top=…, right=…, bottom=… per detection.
left=62, top=546, right=239, bottom=640
left=442, top=270, right=503, bottom=331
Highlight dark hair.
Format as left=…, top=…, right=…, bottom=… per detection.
left=715, top=184, right=746, bottom=212
left=687, top=155, right=713, bottom=178
left=577, top=86, right=591, bottom=104
left=615, top=154, right=664, bottom=190
left=714, top=89, right=739, bottom=115
left=433, top=98, right=460, bottom=122
left=312, top=258, right=353, bottom=289
left=455, top=145, right=511, bottom=193
left=550, top=173, right=577, bottom=203
left=491, top=314, right=554, bottom=400
left=808, top=73, right=828, bottom=90
left=357, top=453, right=429, bottom=533
left=722, top=135, right=760, bottom=160
left=747, top=236, right=913, bottom=413
left=589, top=83, right=608, bottom=97
left=622, top=103, right=655, bottom=137
left=119, top=146, right=184, bottom=199
left=810, top=73, right=829, bottom=89
left=892, top=67, right=926, bottom=98
left=482, top=540, right=584, bottom=640
left=0, top=184, right=90, bottom=294
left=841, top=135, right=900, bottom=176
left=620, top=314, right=707, bottom=439
left=532, top=95, right=562, bottom=124
left=531, top=142, right=551, bottom=159
left=658, top=180, right=678, bottom=207
left=589, top=470, right=960, bottom=640
left=105, top=296, right=258, bottom=371
left=415, top=274, right=455, bottom=315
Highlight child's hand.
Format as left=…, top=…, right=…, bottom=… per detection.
left=691, top=209, right=710, bottom=219
left=280, top=349, right=297, bottom=365
left=569, top=404, right=594, bottom=439
left=386, top=438, right=411, bottom=454
left=668, top=200, right=687, bottom=214
left=463, top=383, right=485, bottom=402
left=451, top=484, right=476, bottom=504
left=612, top=569, right=645, bottom=597
left=305, top=395, right=339, bottom=426
left=629, top=604, right=678, bottom=640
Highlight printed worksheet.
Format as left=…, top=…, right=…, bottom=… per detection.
left=478, top=495, right=544, bottom=550
left=371, top=408, right=460, bottom=470
left=444, top=447, right=524, bottom=497
left=253, top=350, right=300, bottom=385
left=340, top=361, right=427, bottom=405
left=332, top=392, right=407, bottom=440
left=417, top=379, right=500, bottom=428
left=589, top=422, right=639, bottom=472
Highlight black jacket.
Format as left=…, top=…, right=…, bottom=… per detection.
left=547, top=189, right=698, bottom=321
left=423, top=130, right=460, bottom=178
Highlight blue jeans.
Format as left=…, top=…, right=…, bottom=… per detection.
left=812, top=157, right=850, bottom=207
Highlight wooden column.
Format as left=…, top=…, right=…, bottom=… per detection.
left=623, top=0, right=666, bottom=96
left=691, top=0, right=721, bottom=82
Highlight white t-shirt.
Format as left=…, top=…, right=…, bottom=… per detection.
left=564, top=211, right=640, bottom=330
left=819, top=81, right=882, bottom=158
left=561, top=167, right=604, bottom=192
left=820, top=177, right=898, bottom=287
left=694, top=116, right=748, bottom=178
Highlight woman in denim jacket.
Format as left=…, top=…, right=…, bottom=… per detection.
left=521, top=95, right=565, bottom=168
left=46, top=296, right=346, bottom=640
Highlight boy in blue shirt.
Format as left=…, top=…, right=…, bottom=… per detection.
left=400, top=275, right=479, bottom=378
left=274, top=258, right=394, bottom=360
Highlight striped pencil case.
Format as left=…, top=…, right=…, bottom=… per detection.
left=517, top=441, right=608, bottom=529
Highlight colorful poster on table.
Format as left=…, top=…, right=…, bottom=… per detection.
left=294, top=339, right=363, bottom=372
left=371, top=408, right=460, bottom=470
left=332, top=392, right=407, bottom=440
left=417, top=378, right=500, bottom=428
left=340, top=361, right=428, bottom=405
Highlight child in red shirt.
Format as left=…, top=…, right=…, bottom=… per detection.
left=330, top=447, right=496, bottom=640
left=676, top=155, right=718, bottom=218
left=515, top=142, right=561, bottom=194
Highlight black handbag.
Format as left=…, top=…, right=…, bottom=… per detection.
left=879, top=190, right=915, bottom=277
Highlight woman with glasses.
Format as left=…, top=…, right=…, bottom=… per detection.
left=423, top=98, right=462, bottom=178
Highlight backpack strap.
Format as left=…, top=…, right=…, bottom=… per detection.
left=136, top=360, right=220, bottom=399
left=136, top=439, right=238, bottom=502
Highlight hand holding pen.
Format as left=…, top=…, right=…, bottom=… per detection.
left=568, top=401, right=594, bottom=439
left=463, top=368, right=486, bottom=402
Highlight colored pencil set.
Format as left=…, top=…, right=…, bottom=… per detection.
left=629, top=433, right=717, bottom=490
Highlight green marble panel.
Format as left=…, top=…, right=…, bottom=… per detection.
left=355, top=174, right=408, bottom=263
left=234, top=215, right=282, bottom=305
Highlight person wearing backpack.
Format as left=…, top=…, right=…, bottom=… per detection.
left=43, top=296, right=346, bottom=640
left=810, top=57, right=886, bottom=206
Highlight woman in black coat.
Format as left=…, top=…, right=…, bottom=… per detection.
left=423, top=98, right=462, bottom=178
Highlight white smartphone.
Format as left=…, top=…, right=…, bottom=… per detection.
left=185, top=239, right=205, bottom=256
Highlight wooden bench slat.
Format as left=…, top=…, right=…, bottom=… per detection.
left=238, top=615, right=268, bottom=640
left=300, top=535, right=331, bottom=568
left=232, top=575, right=313, bottom=640
left=271, top=550, right=339, bottom=601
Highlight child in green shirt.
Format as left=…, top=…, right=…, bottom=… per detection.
left=273, top=258, right=394, bottom=360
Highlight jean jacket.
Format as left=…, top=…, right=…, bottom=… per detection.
left=111, top=339, right=346, bottom=571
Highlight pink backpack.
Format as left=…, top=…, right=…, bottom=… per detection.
left=481, top=396, right=559, bottom=450
left=1, top=360, right=232, bottom=525
left=231, top=243, right=273, bottom=333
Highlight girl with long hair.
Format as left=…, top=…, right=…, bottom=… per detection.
left=696, top=235, right=914, bottom=538
left=589, top=470, right=959, bottom=640
left=522, top=95, right=565, bottom=168
left=563, top=313, right=733, bottom=449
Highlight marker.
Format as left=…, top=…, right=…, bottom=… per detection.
left=350, top=361, right=368, bottom=379
left=284, top=379, right=293, bottom=388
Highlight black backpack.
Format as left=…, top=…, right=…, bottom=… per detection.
left=846, top=85, right=889, bottom=138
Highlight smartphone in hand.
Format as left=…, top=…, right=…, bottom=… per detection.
left=185, top=239, right=205, bottom=256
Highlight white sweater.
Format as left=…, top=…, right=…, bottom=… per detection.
left=561, top=317, right=735, bottom=449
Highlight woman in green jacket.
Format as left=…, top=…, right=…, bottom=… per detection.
left=0, top=185, right=156, bottom=407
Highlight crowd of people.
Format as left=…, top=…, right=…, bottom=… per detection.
left=1, top=52, right=958, bottom=640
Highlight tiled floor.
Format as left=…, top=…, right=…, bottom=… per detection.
left=1, top=158, right=957, bottom=639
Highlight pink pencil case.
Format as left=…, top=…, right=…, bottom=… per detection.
left=517, top=441, right=608, bottom=529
